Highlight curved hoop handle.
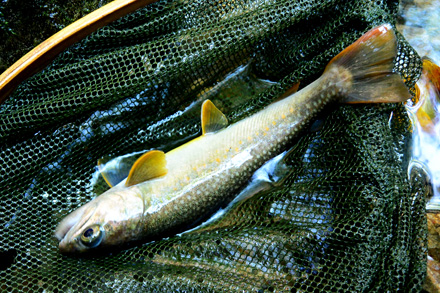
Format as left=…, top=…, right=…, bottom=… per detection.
left=0, top=0, right=158, bottom=104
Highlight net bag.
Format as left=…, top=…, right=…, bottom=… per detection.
left=0, top=0, right=427, bottom=291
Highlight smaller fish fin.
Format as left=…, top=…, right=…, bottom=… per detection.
left=324, top=24, right=411, bottom=103
left=125, top=150, right=167, bottom=187
left=277, top=81, right=301, bottom=101
left=201, top=100, right=228, bottom=135
left=98, top=157, right=133, bottom=188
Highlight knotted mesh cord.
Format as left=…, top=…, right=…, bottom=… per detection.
left=0, top=0, right=427, bottom=291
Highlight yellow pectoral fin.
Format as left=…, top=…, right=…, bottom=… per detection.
left=125, top=150, right=168, bottom=187
left=201, top=99, right=228, bottom=135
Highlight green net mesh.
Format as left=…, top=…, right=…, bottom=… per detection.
left=0, top=0, right=428, bottom=291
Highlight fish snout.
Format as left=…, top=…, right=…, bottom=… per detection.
left=58, top=236, right=80, bottom=254
left=54, top=201, right=97, bottom=253
left=54, top=214, right=77, bottom=242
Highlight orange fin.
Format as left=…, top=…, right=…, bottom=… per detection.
left=201, top=100, right=228, bottom=135
left=125, top=150, right=167, bottom=187
left=277, top=81, right=301, bottom=101
left=414, top=57, right=440, bottom=131
left=325, top=23, right=411, bottom=103
left=420, top=57, right=440, bottom=93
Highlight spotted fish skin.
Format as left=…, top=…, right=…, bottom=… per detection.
left=55, top=24, right=411, bottom=254
left=135, top=72, right=349, bottom=238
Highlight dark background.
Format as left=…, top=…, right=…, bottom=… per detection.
left=0, top=0, right=112, bottom=73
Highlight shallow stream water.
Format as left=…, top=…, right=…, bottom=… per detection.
left=399, top=0, right=440, bottom=211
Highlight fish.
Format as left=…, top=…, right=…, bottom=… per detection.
left=55, top=24, right=411, bottom=254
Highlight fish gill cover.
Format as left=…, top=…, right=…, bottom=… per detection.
left=0, top=0, right=427, bottom=291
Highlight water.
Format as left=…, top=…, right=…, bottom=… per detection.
left=399, top=1, right=440, bottom=210
left=405, top=58, right=440, bottom=210
left=398, top=1, right=440, bottom=65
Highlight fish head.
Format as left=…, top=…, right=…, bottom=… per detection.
left=54, top=188, right=144, bottom=254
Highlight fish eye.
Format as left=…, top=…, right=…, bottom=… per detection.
left=80, top=224, right=103, bottom=247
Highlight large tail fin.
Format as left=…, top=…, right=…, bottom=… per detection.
left=324, top=24, right=411, bottom=103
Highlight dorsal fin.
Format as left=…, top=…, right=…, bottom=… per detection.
left=201, top=100, right=228, bottom=135
left=125, top=150, right=167, bottom=187
left=98, top=158, right=132, bottom=188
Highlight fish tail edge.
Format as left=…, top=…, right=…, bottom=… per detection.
left=325, top=23, right=411, bottom=104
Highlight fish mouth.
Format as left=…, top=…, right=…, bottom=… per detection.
left=55, top=202, right=97, bottom=254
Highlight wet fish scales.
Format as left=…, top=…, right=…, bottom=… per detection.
left=55, top=24, right=411, bottom=254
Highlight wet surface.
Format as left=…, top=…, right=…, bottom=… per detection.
left=398, top=0, right=440, bottom=65
left=399, top=1, right=440, bottom=291
left=399, top=0, right=440, bottom=210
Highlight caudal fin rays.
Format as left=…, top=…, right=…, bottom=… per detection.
left=201, top=100, right=228, bottom=135
left=325, top=24, right=411, bottom=104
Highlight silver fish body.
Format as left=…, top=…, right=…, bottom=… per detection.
left=55, top=24, right=410, bottom=254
